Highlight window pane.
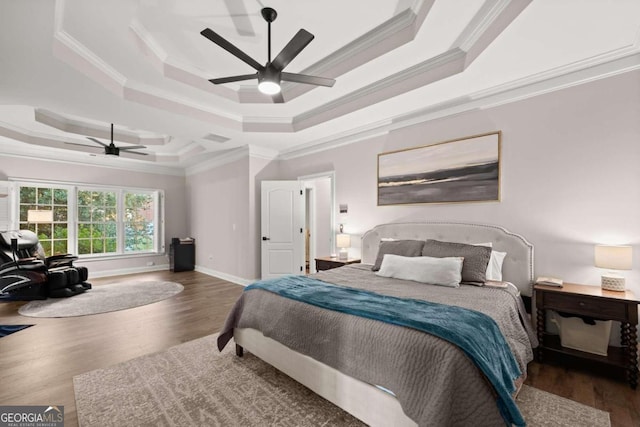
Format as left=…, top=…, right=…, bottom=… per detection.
left=92, top=207, right=105, bottom=222
left=37, top=223, right=52, bottom=240
left=105, top=208, right=116, bottom=222
left=54, top=206, right=67, bottom=222
left=53, top=240, right=67, bottom=255
left=37, top=188, right=52, bottom=205
left=78, top=206, right=91, bottom=222
left=78, top=239, right=91, bottom=255
left=105, top=192, right=117, bottom=206
left=54, top=189, right=67, bottom=205
left=105, top=238, right=117, bottom=253
left=53, top=224, right=68, bottom=239
left=20, top=187, right=36, bottom=204
left=78, top=224, right=91, bottom=238
left=78, top=191, right=92, bottom=206
left=105, top=222, right=117, bottom=238
left=92, top=191, right=104, bottom=206
left=92, top=239, right=104, bottom=254
left=91, top=224, right=104, bottom=238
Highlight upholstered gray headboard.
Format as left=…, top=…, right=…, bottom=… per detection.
left=361, top=222, right=535, bottom=297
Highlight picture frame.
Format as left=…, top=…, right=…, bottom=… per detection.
left=377, top=131, right=501, bottom=206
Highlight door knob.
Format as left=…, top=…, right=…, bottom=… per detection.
left=262, top=236, right=270, bottom=241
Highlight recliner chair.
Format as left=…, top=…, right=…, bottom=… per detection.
left=0, top=230, right=91, bottom=299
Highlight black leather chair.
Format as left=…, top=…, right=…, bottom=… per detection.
left=0, top=230, right=91, bottom=299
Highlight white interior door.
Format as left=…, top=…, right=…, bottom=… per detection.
left=261, top=180, right=305, bottom=279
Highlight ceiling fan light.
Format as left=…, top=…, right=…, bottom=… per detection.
left=258, top=80, right=281, bottom=95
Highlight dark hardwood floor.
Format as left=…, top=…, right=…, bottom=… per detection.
left=0, top=270, right=638, bottom=426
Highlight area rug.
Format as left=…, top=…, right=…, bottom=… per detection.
left=18, top=281, right=183, bottom=318
left=73, top=334, right=611, bottom=427
left=0, top=324, right=33, bottom=338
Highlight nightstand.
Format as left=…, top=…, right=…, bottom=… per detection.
left=315, top=256, right=360, bottom=271
left=535, top=283, right=639, bottom=389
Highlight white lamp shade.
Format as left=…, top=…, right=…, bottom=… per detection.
left=595, top=245, right=632, bottom=270
left=336, top=233, right=351, bottom=249
left=27, top=209, right=53, bottom=223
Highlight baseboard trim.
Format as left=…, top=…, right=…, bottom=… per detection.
left=194, top=265, right=255, bottom=287
left=86, top=264, right=170, bottom=279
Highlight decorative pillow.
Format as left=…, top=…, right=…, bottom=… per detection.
left=376, top=254, right=464, bottom=288
left=471, top=243, right=507, bottom=282
left=422, top=239, right=492, bottom=284
left=372, top=239, right=425, bottom=271
left=486, top=250, right=507, bottom=281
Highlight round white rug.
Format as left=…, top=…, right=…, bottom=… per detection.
left=18, top=280, right=184, bottom=318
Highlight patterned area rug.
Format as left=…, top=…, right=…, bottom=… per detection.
left=74, top=334, right=611, bottom=427
left=18, top=281, right=183, bottom=318
left=0, top=324, right=33, bottom=338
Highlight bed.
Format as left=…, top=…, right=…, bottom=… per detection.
left=218, top=222, right=537, bottom=426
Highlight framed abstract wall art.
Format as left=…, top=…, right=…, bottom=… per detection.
left=377, top=131, right=501, bottom=206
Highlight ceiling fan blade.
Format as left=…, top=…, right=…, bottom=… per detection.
left=281, top=72, right=335, bottom=87
left=65, top=142, right=99, bottom=148
left=209, top=73, right=257, bottom=84
left=271, top=92, right=285, bottom=103
left=86, top=137, right=109, bottom=147
left=200, top=28, right=263, bottom=70
left=272, top=29, right=314, bottom=71
left=118, top=145, right=147, bottom=151
left=123, top=151, right=148, bottom=156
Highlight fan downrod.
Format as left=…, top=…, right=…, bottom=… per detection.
left=261, top=7, right=277, bottom=23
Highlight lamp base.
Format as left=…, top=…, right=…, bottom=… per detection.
left=338, top=248, right=348, bottom=261
left=601, top=274, right=625, bottom=292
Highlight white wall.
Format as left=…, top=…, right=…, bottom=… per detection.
left=0, top=154, right=188, bottom=275
left=278, top=69, right=640, bottom=298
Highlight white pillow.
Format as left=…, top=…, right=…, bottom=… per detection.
left=486, top=250, right=507, bottom=281
left=376, top=254, right=464, bottom=288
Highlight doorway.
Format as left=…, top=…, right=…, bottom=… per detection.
left=299, top=172, right=335, bottom=275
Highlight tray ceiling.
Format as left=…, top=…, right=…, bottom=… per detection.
left=1, top=0, right=639, bottom=174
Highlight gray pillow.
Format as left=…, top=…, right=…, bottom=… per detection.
left=421, top=239, right=492, bottom=284
left=372, top=240, right=425, bottom=271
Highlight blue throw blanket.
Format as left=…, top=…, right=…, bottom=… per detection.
left=246, top=275, right=525, bottom=427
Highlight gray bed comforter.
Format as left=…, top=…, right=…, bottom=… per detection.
left=218, top=264, right=537, bottom=427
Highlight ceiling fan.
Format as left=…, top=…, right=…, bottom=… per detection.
left=200, top=7, right=335, bottom=103
left=65, top=124, right=148, bottom=156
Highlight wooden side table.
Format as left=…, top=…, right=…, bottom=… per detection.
left=535, top=283, right=639, bottom=389
left=315, top=256, right=360, bottom=271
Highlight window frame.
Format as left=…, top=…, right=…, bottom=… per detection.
left=11, top=179, right=165, bottom=259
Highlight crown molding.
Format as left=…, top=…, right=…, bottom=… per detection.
left=34, top=108, right=169, bottom=145
left=184, top=146, right=250, bottom=176
left=281, top=46, right=640, bottom=160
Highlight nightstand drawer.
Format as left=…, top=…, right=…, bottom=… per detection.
left=544, top=292, right=627, bottom=320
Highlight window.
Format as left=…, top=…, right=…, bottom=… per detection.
left=124, top=192, right=155, bottom=252
left=77, top=190, right=117, bottom=255
left=14, top=181, right=163, bottom=258
left=19, top=185, right=69, bottom=256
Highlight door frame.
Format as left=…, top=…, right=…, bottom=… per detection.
left=298, top=171, right=336, bottom=274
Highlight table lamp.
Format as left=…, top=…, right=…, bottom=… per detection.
left=27, top=209, right=53, bottom=224
left=594, top=244, right=632, bottom=291
left=336, top=233, right=351, bottom=261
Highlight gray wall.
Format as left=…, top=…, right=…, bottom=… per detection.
left=278, top=69, right=640, bottom=298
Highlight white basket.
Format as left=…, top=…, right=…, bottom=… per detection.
left=550, top=311, right=612, bottom=356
